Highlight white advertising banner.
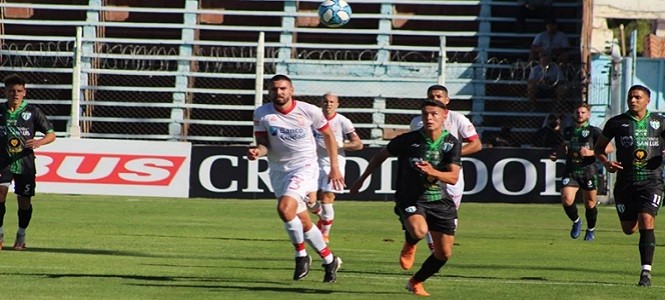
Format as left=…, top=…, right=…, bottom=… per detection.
left=34, top=138, right=191, bottom=198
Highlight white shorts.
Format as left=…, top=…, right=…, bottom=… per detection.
left=317, top=160, right=346, bottom=194
left=270, top=164, right=319, bottom=214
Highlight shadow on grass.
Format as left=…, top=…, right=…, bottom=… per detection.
left=117, top=233, right=285, bottom=242
left=455, top=263, right=629, bottom=276
left=18, top=247, right=162, bottom=258
left=127, top=282, right=404, bottom=295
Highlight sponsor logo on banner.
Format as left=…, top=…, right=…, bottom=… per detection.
left=189, top=147, right=569, bottom=203
left=36, top=152, right=186, bottom=186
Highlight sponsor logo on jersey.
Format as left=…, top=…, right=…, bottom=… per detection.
left=442, top=142, right=454, bottom=152
left=404, top=206, right=417, bottom=213
left=269, top=126, right=307, bottom=141
left=617, top=203, right=625, bottom=213
left=562, top=178, right=570, bottom=185
left=581, top=130, right=589, bottom=137
left=21, top=112, right=31, bottom=121
left=634, top=149, right=647, bottom=161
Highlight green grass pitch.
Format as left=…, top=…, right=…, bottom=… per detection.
left=0, top=194, right=663, bottom=299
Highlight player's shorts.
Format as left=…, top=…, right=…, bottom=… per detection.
left=270, top=164, right=319, bottom=214
left=613, top=180, right=664, bottom=221
left=396, top=199, right=458, bottom=235
left=0, top=167, right=36, bottom=197
left=561, top=170, right=597, bottom=191
left=317, top=160, right=346, bottom=193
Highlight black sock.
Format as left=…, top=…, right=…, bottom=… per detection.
left=563, top=204, right=579, bottom=222
left=585, top=206, right=598, bottom=229
left=639, top=229, right=656, bottom=266
left=17, top=205, right=32, bottom=229
left=0, top=202, right=5, bottom=227
left=413, top=254, right=447, bottom=282
left=405, top=230, right=419, bottom=245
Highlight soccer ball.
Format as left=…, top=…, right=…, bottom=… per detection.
left=318, top=0, right=352, bottom=28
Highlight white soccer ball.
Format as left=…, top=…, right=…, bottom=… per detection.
left=318, top=0, right=352, bottom=28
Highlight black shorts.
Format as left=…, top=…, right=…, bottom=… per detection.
left=613, top=180, right=664, bottom=221
left=0, top=167, right=36, bottom=197
left=396, top=200, right=458, bottom=235
left=562, top=170, right=597, bottom=191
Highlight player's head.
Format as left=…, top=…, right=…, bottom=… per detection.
left=545, top=18, right=557, bottom=33
left=626, top=85, right=650, bottom=114
left=268, top=74, right=294, bottom=107
left=420, top=99, right=447, bottom=132
left=322, top=92, right=339, bottom=116
left=573, top=102, right=591, bottom=124
left=3, top=74, right=27, bottom=103
left=426, top=85, right=450, bottom=105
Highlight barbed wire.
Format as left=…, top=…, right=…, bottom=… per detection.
left=1, top=42, right=583, bottom=82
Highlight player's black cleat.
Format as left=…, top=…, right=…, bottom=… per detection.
left=322, top=255, right=342, bottom=283
left=638, top=270, right=652, bottom=287
left=293, top=255, right=312, bottom=280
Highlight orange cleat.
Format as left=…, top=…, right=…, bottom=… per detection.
left=322, top=234, right=330, bottom=243
left=405, top=277, right=430, bottom=297
left=399, top=242, right=417, bottom=270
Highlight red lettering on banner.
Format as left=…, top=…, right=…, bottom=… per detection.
left=36, top=152, right=185, bottom=186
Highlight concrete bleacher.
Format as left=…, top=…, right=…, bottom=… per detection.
left=0, top=0, right=584, bottom=146
left=481, top=0, right=583, bottom=146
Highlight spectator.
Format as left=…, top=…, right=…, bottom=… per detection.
left=527, top=53, right=566, bottom=112
left=490, top=126, right=518, bottom=147
left=529, top=18, right=570, bottom=63
left=515, top=0, right=554, bottom=33
left=533, top=113, right=563, bottom=149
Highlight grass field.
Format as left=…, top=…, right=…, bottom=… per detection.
left=1, top=194, right=664, bottom=299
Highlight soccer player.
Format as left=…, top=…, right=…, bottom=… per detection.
left=551, top=103, right=612, bottom=241
left=400, top=84, right=481, bottom=270
left=594, top=85, right=664, bottom=287
left=350, top=99, right=461, bottom=297
left=308, top=92, right=363, bottom=243
left=248, top=74, right=343, bottom=283
left=0, top=74, right=56, bottom=251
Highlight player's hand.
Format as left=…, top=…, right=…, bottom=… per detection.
left=603, top=160, right=622, bottom=173
left=328, top=166, right=346, bottom=191
left=415, top=160, right=434, bottom=175
left=26, top=139, right=40, bottom=149
left=247, top=148, right=260, bottom=160
left=579, top=146, right=594, bottom=157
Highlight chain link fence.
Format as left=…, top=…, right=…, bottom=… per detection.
left=1, top=41, right=587, bottom=146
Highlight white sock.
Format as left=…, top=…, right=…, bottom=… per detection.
left=284, top=218, right=306, bottom=257
left=303, top=226, right=333, bottom=264
left=642, top=265, right=652, bottom=272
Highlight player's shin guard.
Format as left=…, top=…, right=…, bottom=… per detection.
left=563, top=203, right=579, bottom=222
left=17, top=205, right=32, bottom=229
left=585, top=206, right=598, bottom=229
left=639, top=229, right=656, bottom=266
left=413, top=254, right=447, bottom=282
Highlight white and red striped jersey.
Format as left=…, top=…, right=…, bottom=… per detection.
left=253, top=100, right=329, bottom=172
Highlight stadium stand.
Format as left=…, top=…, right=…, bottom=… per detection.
left=0, top=0, right=583, bottom=146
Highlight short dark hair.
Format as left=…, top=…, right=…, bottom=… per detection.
left=421, top=99, right=447, bottom=110
left=628, top=84, right=651, bottom=98
left=270, top=74, right=292, bottom=84
left=426, top=84, right=448, bottom=95
left=3, top=74, right=27, bottom=86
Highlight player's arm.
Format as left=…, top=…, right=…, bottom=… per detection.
left=349, top=148, right=390, bottom=194
left=416, top=161, right=460, bottom=185
left=594, top=134, right=621, bottom=172
left=461, top=137, right=482, bottom=156
left=342, top=131, right=363, bottom=151
left=28, top=131, right=55, bottom=149
left=320, top=125, right=345, bottom=189
left=248, top=134, right=269, bottom=160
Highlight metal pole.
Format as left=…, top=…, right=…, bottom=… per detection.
left=68, top=26, right=82, bottom=138
left=255, top=31, right=265, bottom=108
